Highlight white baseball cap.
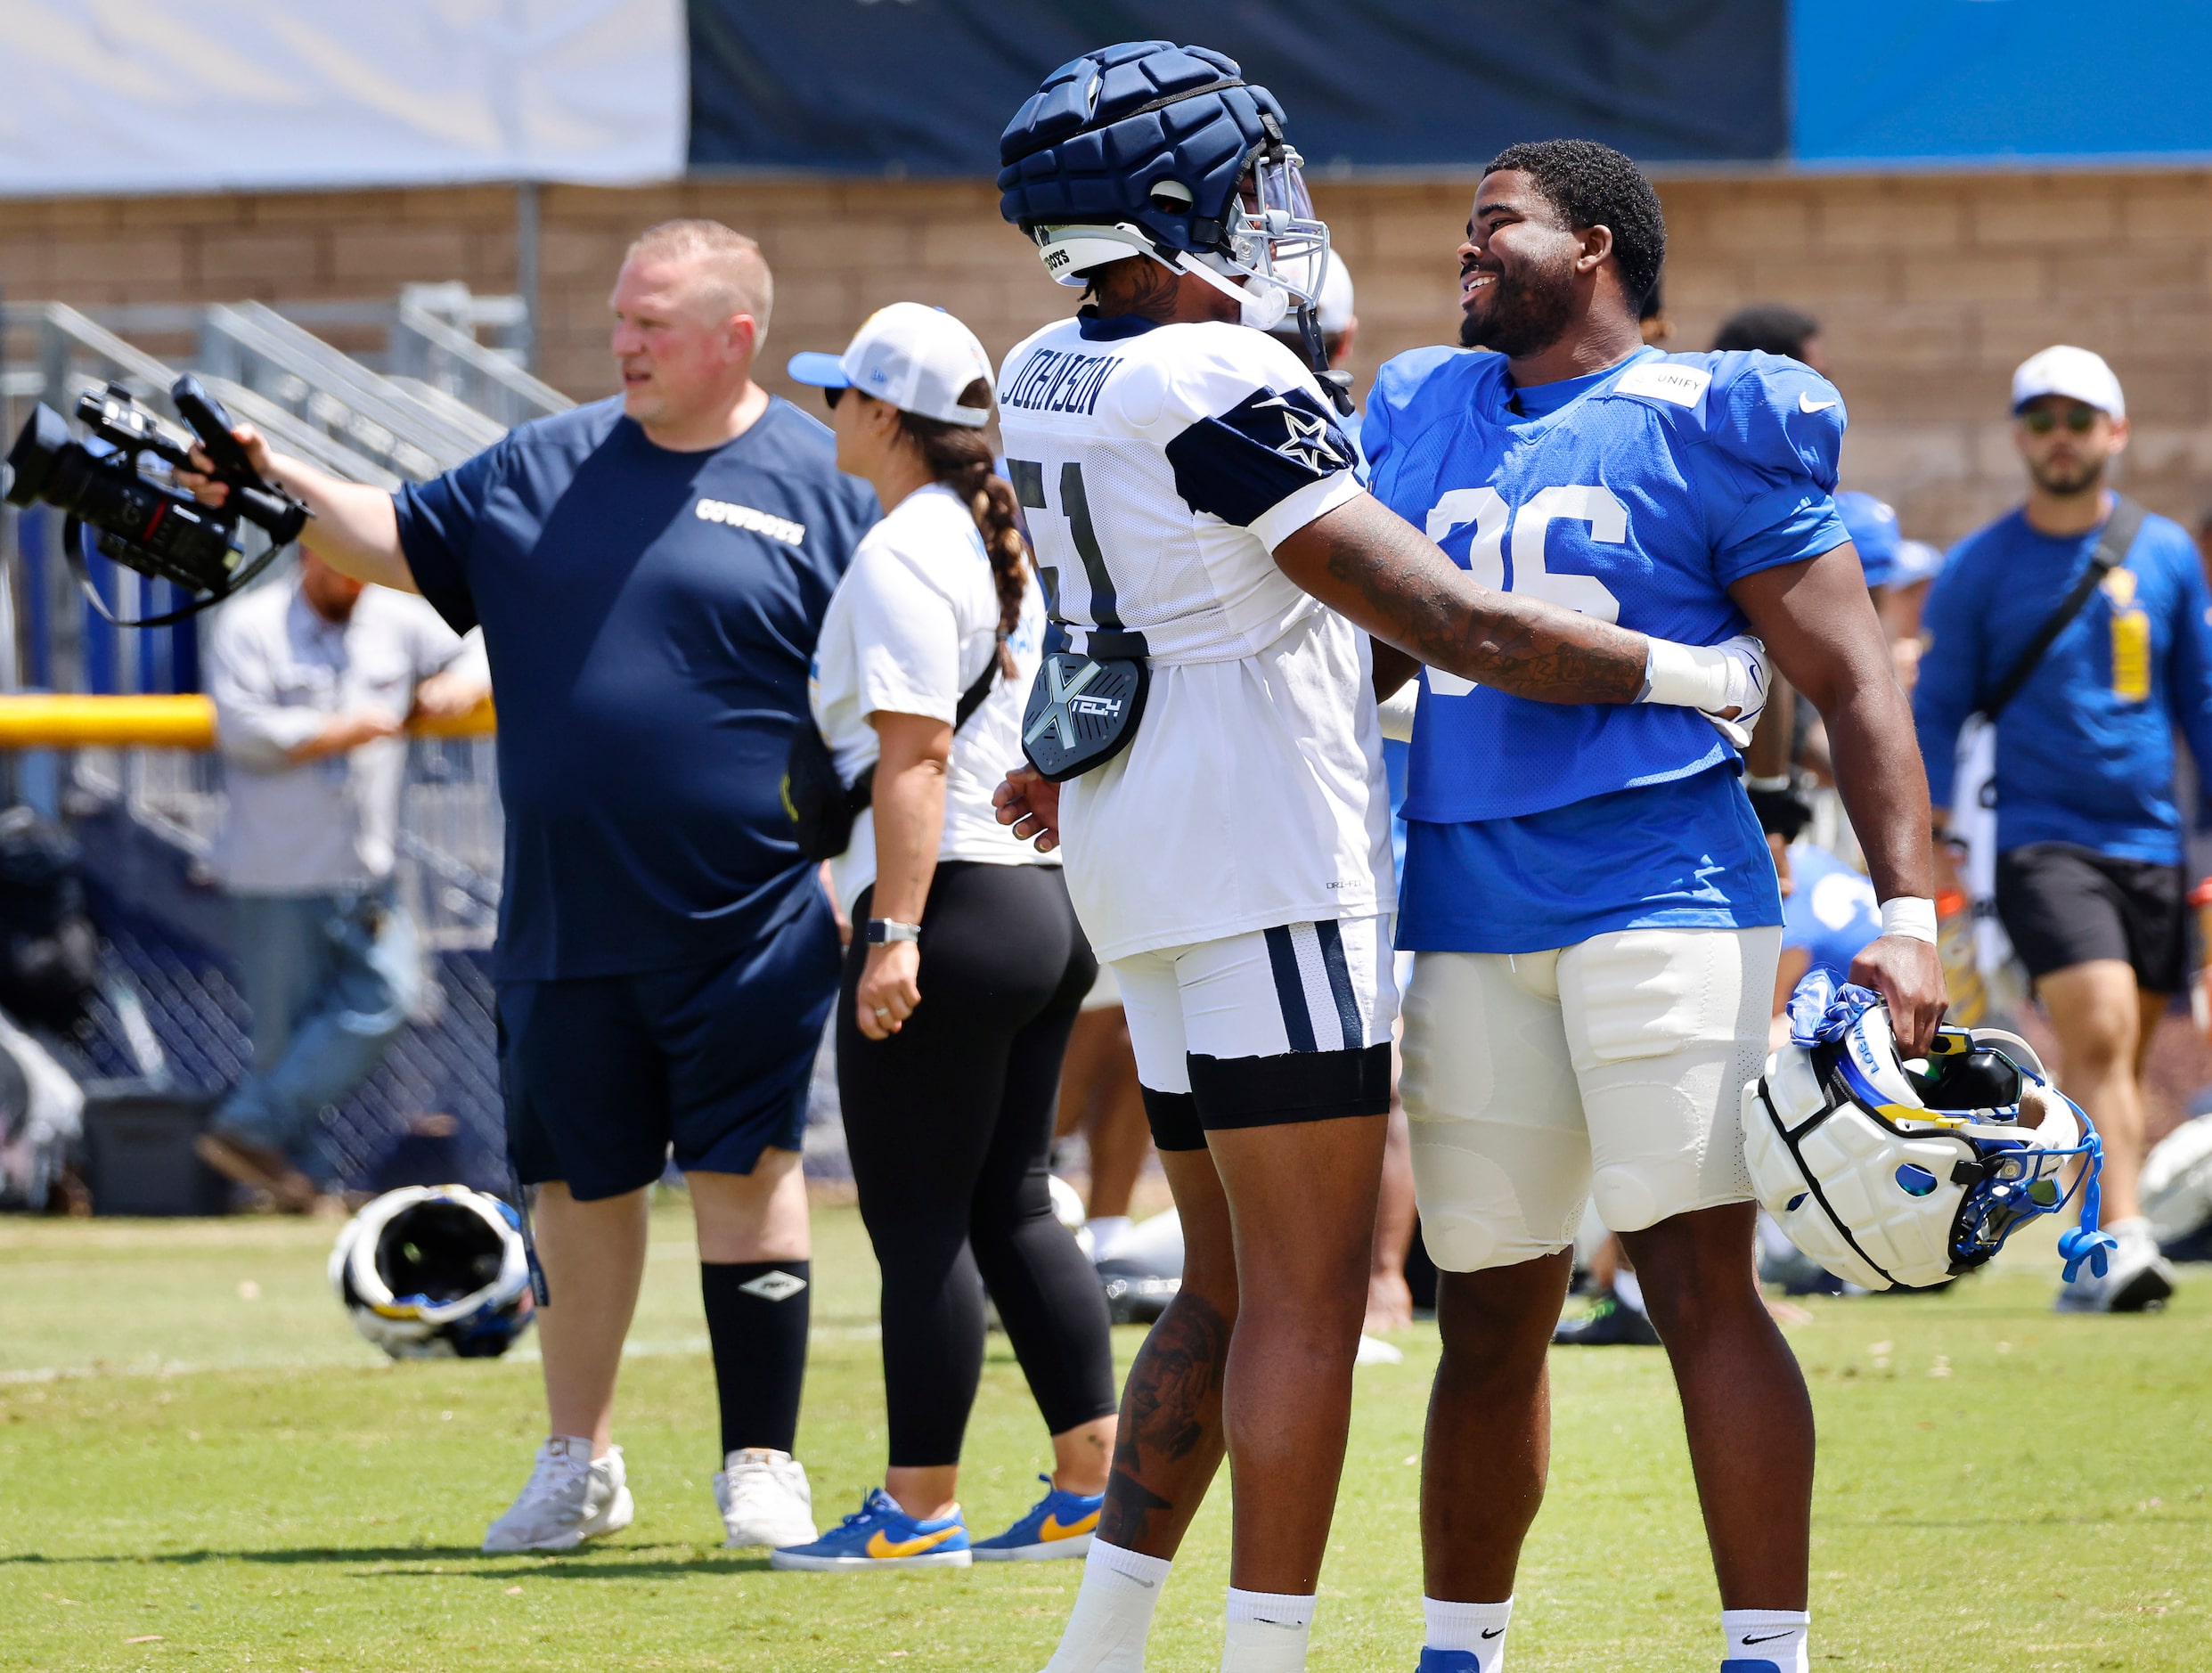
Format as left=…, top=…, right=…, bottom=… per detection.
left=2011, top=344, right=2125, bottom=420
left=788, top=302, right=994, bottom=428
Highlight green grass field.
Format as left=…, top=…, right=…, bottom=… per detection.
left=3, top=1199, right=2206, bottom=1671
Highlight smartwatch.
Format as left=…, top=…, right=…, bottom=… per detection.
left=866, top=918, right=922, bottom=945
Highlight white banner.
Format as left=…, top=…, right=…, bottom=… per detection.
left=0, top=0, right=686, bottom=195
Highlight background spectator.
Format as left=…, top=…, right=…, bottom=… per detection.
left=198, top=551, right=488, bottom=1211
left=1712, top=301, right=1827, bottom=373
left=1916, top=345, right=2211, bottom=1314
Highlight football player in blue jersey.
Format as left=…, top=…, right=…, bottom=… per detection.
left=1363, top=141, right=1946, bottom=1673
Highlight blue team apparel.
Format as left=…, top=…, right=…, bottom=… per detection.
left=1782, top=844, right=1882, bottom=985
left=1834, top=489, right=1902, bottom=586
left=1364, top=346, right=1849, bottom=953
left=1914, top=505, right=2212, bottom=865
left=393, top=397, right=878, bottom=979
left=969, top=1474, right=1104, bottom=1561
left=770, top=1488, right=972, bottom=1571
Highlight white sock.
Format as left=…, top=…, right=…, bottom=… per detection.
left=1221, top=1587, right=1315, bottom=1672
left=1088, top=1215, right=1133, bottom=1257
left=1612, top=1270, right=1645, bottom=1314
left=1424, top=1595, right=1513, bottom=1669
left=1038, top=1540, right=1171, bottom=1673
left=1721, top=1609, right=1808, bottom=1672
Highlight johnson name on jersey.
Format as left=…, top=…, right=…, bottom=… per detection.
left=1362, top=345, right=1849, bottom=828
left=996, top=313, right=1393, bottom=960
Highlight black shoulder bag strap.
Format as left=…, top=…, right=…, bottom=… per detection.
left=1976, top=495, right=2145, bottom=723
left=951, top=650, right=1000, bottom=733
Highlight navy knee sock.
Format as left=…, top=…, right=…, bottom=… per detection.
left=700, top=1260, right=811, bottom=1457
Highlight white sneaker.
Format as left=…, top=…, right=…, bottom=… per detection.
left=2055, top=1218, right=2176, bottom=1314
left=714, top=1448, right=817, bottom=1547
left=482, top=1437, right=635, bottom=1553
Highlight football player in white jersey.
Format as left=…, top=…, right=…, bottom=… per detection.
left=989, top=43, right=1777, bottom=1673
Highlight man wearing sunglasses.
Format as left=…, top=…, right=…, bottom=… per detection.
left=1916, top=344, right=2210, bottom=1313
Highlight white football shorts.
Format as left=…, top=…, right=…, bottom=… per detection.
left=1400, top=925, right=1780, bottom=1272
left=1114, top=915, right=1399, bottom=1147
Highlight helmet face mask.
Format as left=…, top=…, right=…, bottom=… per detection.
left=1746, top=975, right=2116, bottom=1291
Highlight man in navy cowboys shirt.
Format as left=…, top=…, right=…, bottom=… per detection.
left=182, top=221, right=877, bottom=1556
left=1363, top=143, right=1945, bottom=1673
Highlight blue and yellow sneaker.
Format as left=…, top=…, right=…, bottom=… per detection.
left=969, top=1474, right=1103, bottom=1562
left=767, top=1487, right=970, bottom=1571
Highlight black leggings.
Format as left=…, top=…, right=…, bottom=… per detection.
left=839, top=861, right=1118, bottom=1467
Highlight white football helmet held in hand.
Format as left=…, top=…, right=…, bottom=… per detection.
left=331, top=1185, right=536, bottom=1359
left=1743, top=972, right=2117, bottom=1292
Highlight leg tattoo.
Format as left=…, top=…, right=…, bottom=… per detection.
left=1098, top=1290, right=1230, bottom=1551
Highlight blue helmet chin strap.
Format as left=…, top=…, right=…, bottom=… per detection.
left=2054, top=1111, right=2118, bottom=1284
left=1784, top=970, right=2118, bottom=1281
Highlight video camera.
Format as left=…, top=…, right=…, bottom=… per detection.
left=4, top=376, right=308, bottom=625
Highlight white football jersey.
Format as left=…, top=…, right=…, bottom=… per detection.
left=997, top=313, right=1394, bottom=960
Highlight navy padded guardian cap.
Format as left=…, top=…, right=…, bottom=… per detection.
left=998, top=41, right=1289, bottom=257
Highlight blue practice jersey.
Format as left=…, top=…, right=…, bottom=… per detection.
left=1365, top=345, right=1849, bottom=951
left=1783, top=844, right=1882, bottom=987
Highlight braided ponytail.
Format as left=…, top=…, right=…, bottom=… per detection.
left=897, top=379, right=1028, bottom=677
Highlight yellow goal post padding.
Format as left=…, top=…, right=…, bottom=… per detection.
left=0, top=694, right=495, bottom=748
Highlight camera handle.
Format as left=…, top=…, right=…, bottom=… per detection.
left=61, top=515, right=292, bottom=629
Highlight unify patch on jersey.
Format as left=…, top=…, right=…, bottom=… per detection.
left=1000, top=346, right=1122, bottom=415
left=1612, top=361, right=1713, bottom=409
left=695, top=498, right=805, bottom=545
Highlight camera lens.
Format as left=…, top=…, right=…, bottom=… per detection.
left=4, top=405, right=72, bottom=506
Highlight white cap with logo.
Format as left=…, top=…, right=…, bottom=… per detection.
left=2012, top=344, right=2126, bottom=420
left=788, top=302, right=994, bottom=428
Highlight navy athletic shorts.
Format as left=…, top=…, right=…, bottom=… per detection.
left=498, top=891, right=841, bottom=1201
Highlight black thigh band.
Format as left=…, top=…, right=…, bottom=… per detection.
left=1141, top=1086, right=1207, bottom=1153
left=1188, top=1041, right=1392, bottom=1130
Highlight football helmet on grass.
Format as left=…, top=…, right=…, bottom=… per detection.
left=331, top=1184, right=535, bottom=1359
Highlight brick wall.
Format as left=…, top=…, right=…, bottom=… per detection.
left=4, top=167, right=2210, bottom=543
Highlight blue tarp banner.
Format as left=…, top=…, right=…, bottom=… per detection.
left=686, top=1, right=1789, bottom=175
left=1792, top=0, right=2212, bottom=165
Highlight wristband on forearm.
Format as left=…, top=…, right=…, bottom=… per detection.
left=1879, top=897, right=1939, bottom=944
left=1638, top=638, right=1735, bottom=711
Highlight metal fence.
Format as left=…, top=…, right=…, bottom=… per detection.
left=40, top=734, right=851, bottom=1195
left=47, top=735, right=512, bottom=1191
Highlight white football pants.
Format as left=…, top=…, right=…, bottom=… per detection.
left=1400, top=926, right=1780, bottom=1272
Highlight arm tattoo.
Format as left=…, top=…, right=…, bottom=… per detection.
left=1319, top=514, right=1647, bottom=705
left=1097, top=1290, right=1230, bottom=1550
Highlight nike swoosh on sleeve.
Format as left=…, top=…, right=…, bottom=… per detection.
left=1799, top=393, right=1840, bottom=413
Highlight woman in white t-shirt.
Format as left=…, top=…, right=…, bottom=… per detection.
left=774, top=305, right=1117, bottom=1571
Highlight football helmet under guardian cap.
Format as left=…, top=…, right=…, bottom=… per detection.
left=331, top=1185, right=536, bottom=1359
left=998, top=41, right=1338, bottom=395
left=1743, top=972, right=2118, bottom=1291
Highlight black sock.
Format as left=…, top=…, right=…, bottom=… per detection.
left=700, top=1260, right=811, bottom=1457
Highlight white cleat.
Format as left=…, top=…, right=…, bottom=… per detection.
left=2055, top=1218, right=2176, bottom=1314
left=714, top=1448, right=818, bottom=1547
left=482, top=1437, right=634, bottom=1553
